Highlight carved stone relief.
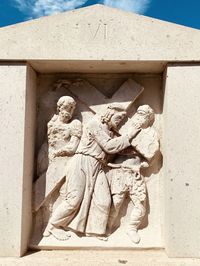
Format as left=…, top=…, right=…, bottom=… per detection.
left=33, top=95, right=82, bottom=211
left=31, top=75, right=162, bottom=249
left=107, top=105, right=159, bottom=244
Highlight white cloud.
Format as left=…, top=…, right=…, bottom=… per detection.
left=13, top=0, right=151, bottom=19
left=103, top=0, right=151, bottom=14
left=13, top=0, right=87, bottom=18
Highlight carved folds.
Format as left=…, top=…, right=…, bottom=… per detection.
left=32, top=78, right=161, bottom=246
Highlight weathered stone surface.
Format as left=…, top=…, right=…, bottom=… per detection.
left=1, top=3, right=200, bottom=260
left=0, top=250, right=199, bottom=266
left=163, top=65, right=200, bottom=258
left=0, top=64, right=36, bottom=256
left=30, top=76, right=163, bottom=250
left=33, top=96, right=82, bottom=211
left=0, top=4, right=200, bottom=69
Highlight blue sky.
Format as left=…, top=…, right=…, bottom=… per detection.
left=0, top=0, right=200, bottom=30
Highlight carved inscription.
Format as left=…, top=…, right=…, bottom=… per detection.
left=88, top=22, right=108, bottom=40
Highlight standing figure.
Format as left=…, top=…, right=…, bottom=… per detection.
left=107, top=105, right=159, bottom=244
left=34, top=96, right=82, bottom=211
left=107, top=156, right=148, bottom=244
left=43, top=103, right=140, bottom=240
left=47, top=96, right=81, bottom=162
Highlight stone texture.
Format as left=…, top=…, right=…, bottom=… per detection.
left=0, top=250, right=199, bottom=266
left=0, top=4, right=200, bottom=260
left=163, top=65, right=200, bottom=258
left=30, top=75, right=163, bottom=250
left=30, top=60, right=166, bottom=74
left=33, top=78, right=143, bottom=213
left=35, top=73, right=163, bottom=150
left=0, top=5, right=200, bottom=72
left=65, top=78, right=143, bottom=114
left=33, top=96, right=82, bottom=211
left=0, top=64, right=36, bottom=257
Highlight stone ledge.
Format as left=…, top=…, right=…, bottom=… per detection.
left=0, top=250, right=199, bottom=266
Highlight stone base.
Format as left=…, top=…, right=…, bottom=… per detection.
left=1, top=250, right=199, bottom=266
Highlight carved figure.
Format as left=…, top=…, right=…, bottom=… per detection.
left=34, top=96, right=82, bottom=211
left=107, top=105, right=159, bottom=244
left=43, top=103, right=140, bottom=240
left=47, top=96, right=81, bottom=161
left=107, top=156, right=148, bottom=244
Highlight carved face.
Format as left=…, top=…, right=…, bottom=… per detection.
left=132, top=113, right=150, bottom=129
left=110, top=111, right=126, bottom=129
left=59, top=103, right=75, bottom=123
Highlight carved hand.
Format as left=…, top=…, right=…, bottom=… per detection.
left=128, top=126, right=141, bottom=141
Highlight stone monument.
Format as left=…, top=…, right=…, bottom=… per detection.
left=0, top=4, right=200, bottom=264
left=31, top=78, right=161, bottom=250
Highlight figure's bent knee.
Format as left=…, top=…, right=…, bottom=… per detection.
left=66, top=189, right=83, bottom=209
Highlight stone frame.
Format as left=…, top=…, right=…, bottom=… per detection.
left=1, top=4, right=200, bottom=259
left=1, top=60, right=200, bottom=258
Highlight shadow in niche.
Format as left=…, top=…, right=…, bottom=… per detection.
left=141, top=151, right=163, bottom=178
left=23, top=250, right=41, bottom=257
left=33, top=141, right=49, bottom=209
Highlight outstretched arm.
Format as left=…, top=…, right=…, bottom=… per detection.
left=91, top=120, right=139, bottom=154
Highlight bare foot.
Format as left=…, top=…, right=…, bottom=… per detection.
left=43, top=224, right=53, bottom=237
left=50, top=227, right=71, bottom=241
left=127, top=230, right=141, bottom=244
left=43, top=228, right=51, bottom=237
left=43, top=224, right=71, bottom=241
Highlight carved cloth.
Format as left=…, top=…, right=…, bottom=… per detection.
left=55, top=117, right=130, bottom=235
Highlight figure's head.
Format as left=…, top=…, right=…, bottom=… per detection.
left=132, top=105, right=154, bottom=129
left=57, top=96, right=76, bottom=123
left=101, top=103, right=127, bottom=129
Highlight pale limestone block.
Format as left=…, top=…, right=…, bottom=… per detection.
left=163, top=65, right=200, bottom=257
left=1, top=250, right=200, bottom=266
left=0, top=64, right=36, bottom=257
left=0, top=5, right=200, bottom=66
left=30, top=60, right=166, bottom=74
